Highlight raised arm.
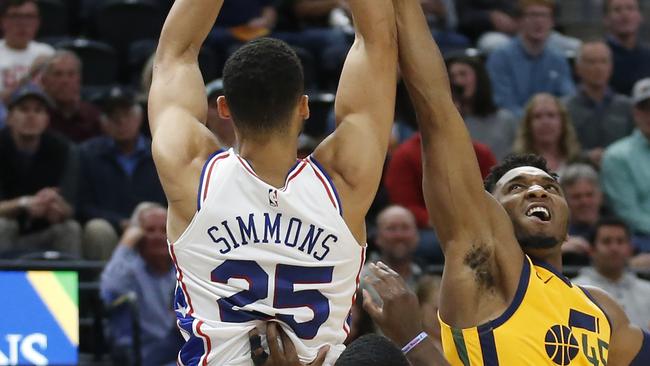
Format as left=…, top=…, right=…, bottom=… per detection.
left=149, top=0, right=223, bottom=239
left=393, top=0, right=522, bottom=325
left=394, top=0, right=516, bottom=253
left=312, top=0, right=398, bottom=242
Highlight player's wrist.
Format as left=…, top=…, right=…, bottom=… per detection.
left=401, top=331, right=429, bottom=354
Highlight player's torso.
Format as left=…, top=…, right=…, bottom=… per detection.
left=441, top=256, right=611, bottom=366
left=171, top=149, right=365, bottom=366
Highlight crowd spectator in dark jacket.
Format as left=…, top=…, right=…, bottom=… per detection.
left=79, top=87, right=165, bottom=259
left=563, top=41, right=635, bottom=167
left=0, top=83, right=80, bottom=258
left=605, top=0, right=650, bottom=95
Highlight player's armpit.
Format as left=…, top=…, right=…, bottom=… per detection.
left=583, top=286, right=647, bottom=365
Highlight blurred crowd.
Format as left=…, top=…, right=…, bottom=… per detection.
left=1, top=0, right=650, bottom=363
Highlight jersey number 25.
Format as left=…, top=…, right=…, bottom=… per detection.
left=211, top=260, right=334, bottom=340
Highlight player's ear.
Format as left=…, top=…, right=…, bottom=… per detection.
left=299, top=95, right=310, bottom=120
left=217, top=96, right=232, bottom=120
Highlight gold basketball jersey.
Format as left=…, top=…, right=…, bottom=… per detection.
left=440, top=256, right=611, bottom=366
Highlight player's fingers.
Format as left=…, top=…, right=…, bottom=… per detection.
left=369, top=263, right=394, bottom=283
left=362, top=289, right=383, bottom=320
left=266, top=323, right=282, bottom=360
left=376, top=261, right=400, bottom=277
left=249, top=328, right=269, bottom=366
left=277, top=324, right=297, bottom=358
left=308, top=345, right=330, bottom=366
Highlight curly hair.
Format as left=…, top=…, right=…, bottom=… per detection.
left=484, top=153, right=558, bottom=192
left=512, top=93, right=581, bottom=162
left=223, top=38, right=304, bottom=135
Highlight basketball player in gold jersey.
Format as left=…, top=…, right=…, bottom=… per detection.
left=392, top=0, right=650, bottom=364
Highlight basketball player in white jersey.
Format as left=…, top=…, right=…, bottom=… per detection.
left=148, top=0, right=398, bottom=364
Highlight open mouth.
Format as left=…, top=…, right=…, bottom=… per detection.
left=526, top=206, right=551, bottom=222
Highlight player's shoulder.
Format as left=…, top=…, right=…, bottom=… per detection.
left=579, top=285, right=626, bottom=327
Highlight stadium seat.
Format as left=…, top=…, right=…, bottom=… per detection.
left=57, top=38, right=119, bottom=87
left=93, top=0, right=164, bottom=53
left=37, top=0, right=69, bottom=37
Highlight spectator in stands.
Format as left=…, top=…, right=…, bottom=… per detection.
left=208, top=0, right=278, bottom=58
left=100, top=203, right=181, bottom=365
left=564, top=41, right=635, bottom=166
left=361, top=205, right=422, bottom=302
left=512, top=93, right=581, bottom=172
left=385, top=132, right=496, bottom=263
left=79, top=86, right=165, bottom=260
left=0, top=0, right=54, bottom=100
left=447, top=55, right=518, bottom=161
left=40, top=51, right=102, bottom=143
left=560, top=163, right=606, bottom=265
left=601, top=78, right=650, bottom=251
left=486, top=0, right=575, bottom=117
left=455, top=0, right=517, bottom=43
left=273, top=0, right=351, bottom=89
left=419, top=0, right=470, bottom=53
left=0, top=83, right=80, bottom=258
left=605, top=0, right=650, bottom=95
left=206, top=79, right=236, bottom=148
left=573, top=218, right=650, bottom=330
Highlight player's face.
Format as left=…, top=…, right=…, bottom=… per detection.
left=494, top=167, right=569, bottom=250
left=592, top=225, right=632, bottom=274
left=7, top=98, right=50, bottom=138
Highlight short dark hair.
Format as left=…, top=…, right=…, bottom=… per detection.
left=484, top=154, right=558, bottom=193
left=446, top=55, right=498, bottom=117
left=588, top=217, right=631, bottom=246
left=222, top=38, right=304, bottom=135
left=0, top=0, right=38, bottom=16
left=334, top=334, right=410, bottom=366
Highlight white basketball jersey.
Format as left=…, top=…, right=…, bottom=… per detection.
left=170, top=149, right=366, bottom=366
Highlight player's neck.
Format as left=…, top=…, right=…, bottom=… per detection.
left=238, top=135, right=299, bottom=188
left=527, top=248, right=563, bottom=272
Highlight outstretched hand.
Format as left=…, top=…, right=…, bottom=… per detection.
left=249, top=323, right=329, bottom=366
left=363, top=262, right=450, bottom=366
left=362, top=262, right=424, bottom=346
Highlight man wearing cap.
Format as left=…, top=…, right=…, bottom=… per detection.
left=205, top=79, right=236, bottom=148
left=0, top=83, right=81, bottom=258
left=79, top=86, right=166, bottom=260
left=601, top=78, right=650, bottom=251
